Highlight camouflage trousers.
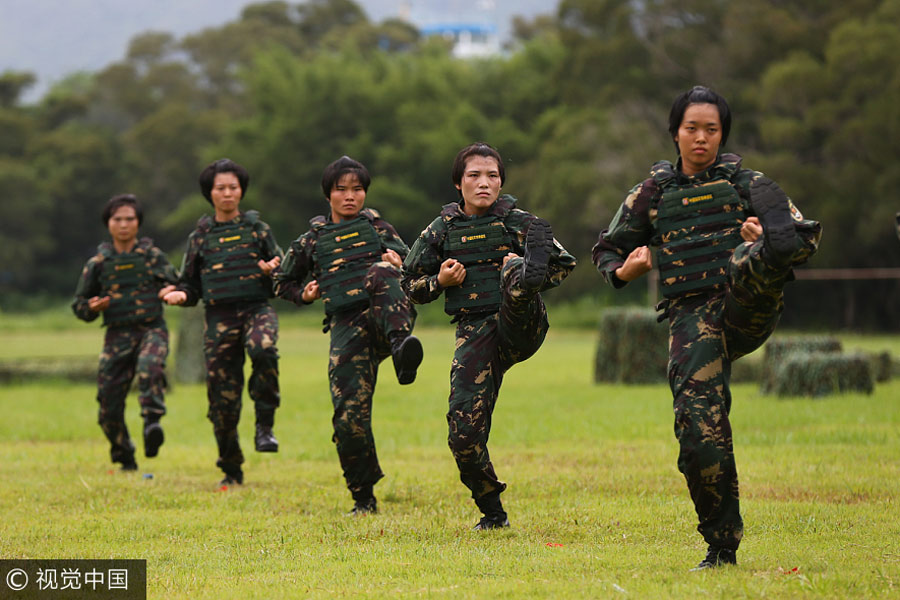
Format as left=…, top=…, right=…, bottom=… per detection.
left=448, top=257, right=549, bottom=509
left=668, top=235, right=817, bottom=550
left=328, top=262, right=416, bottom=495
left=204, top=301, right=280, bottom=475
left=96, top=318, right=168, bottom=464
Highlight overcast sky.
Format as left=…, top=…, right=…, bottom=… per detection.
left=0, top=0, right=558, bottom=103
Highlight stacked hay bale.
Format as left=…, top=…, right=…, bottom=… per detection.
left=594, top=307, right=668, bottom=384
left=762, top=336, right=876, bottom=397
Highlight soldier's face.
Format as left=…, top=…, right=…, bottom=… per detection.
left=329, top=173, right=366, bottom=222
left=210, top=172, right=243, bottom=218
left=107, top=205, right=139, bottom=245
left=457, top=155, right=501, bottom=217
left=675, top=103, right=722, bottom=176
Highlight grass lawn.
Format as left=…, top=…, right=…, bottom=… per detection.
left=0, top=317, right=898, bottom=598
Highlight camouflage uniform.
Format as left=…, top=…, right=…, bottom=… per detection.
left=174, top=210, right=282, bottom=479
left=592, top=154, right=822, bottom=551
left=402, top=195, right=575, bottom=518
left=274, top=208, right=414, bottom=500
left=72, top=237, right=178, bottom=466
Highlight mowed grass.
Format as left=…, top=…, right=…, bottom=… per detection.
left=0, top=318, right=898, bottom=599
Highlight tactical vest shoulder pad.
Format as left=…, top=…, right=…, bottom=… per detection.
left=361, top=207, right=380, bottom=221
left=309, top=215, right=329, bottom=231
left=97, top=242, right=114, bottom=258
left=440, top=202, right=463, bottom=221
left=195, top=214, right=214, bottom=234
left=243, top=210, right=260, bottom=225
left=650, top=161, right=677, bottom=188
left=136, top=237, right=154, bottom=252
left=490, top=194, right=517, bottom=218
left=717, top=153, right=743, bottom=176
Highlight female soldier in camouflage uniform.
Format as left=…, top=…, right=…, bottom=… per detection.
left=73, top=194, right=178, bottom=471
left=274, top=156, right=422, bottom=515
left=164, top=159, right=283, bottom=487
left=592, top=86, right=822, bottom=570
left=402, top=142, right=576, bottom=530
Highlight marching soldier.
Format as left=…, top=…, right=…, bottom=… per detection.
left=274, top=156, right=422, bottom=514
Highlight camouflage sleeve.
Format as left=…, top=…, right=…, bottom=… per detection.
left=374, top=218, right=410, bottom=259
left=401, top=217, right=446, bottom=305
left=505, top=208, right=576, bottom=289
left=273, top=231, right=317, bottom=306
left=149, top=247, right=179, bottom=286
left=256, top=220, right=284, bottom=261
left=175, top=231, right=204, bottom=307
left=71, top=256, right=103, bottom=322
left=592, top=178, right=658, bottom=288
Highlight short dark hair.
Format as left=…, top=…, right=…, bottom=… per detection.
left=102, top=194, right=142, bottom=226
left=451, top=142, right=506, bottom=193
left=198, top=158, right=250, bottom=204
left=321, top=156, right=371, bottom=198
left=668, top=86, right=732, bottom=151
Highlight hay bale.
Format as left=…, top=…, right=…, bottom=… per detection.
left=761, top=336, right=842, bottom=393
left=869, top=351, right=892, bottom=383
left=771, top=351, right=874, bottom=397
left=0, top=357, right=96, bottom=383
left=594, top=307, right=668, bottom=384
left=174, top=306, right=206, bottom=384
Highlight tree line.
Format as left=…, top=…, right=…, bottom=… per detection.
left=1, top=0, right=898, bottom=328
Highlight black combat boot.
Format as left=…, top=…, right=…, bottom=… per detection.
left=473, top=492, right=509, bottom=530
left=143, top=415, right=164, bottom=458
left=254, top=410, right=279, bottom=453
left=216, top=458, right=244, bottom=487
left=112, top=436, right=137, bottom=471
left=390, top=333, right=423, bottom=385
left=690, top=546, right=737, bottom=571
left=119, top=458, right=138, bottom=472
left=522, top=218, right=553, bottom=292
left=348, top=486, right=378, bottom=516
left=750, top=176, right=798, bottom=266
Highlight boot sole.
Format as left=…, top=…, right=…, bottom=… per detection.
left=523, top=218, right=553, bottom=291
left=144, top=423, right=164, bottom=458
left=751, top=176, right=796, bottom=260
left=394, top=335, right=423, bottom=385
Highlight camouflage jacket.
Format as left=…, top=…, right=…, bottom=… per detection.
left=174, top=211, right=283, bottom=307
left=273, top=207, right=409, bottom=307
left=402, top=194, right=576, bottom=307
left=72, top=237, right=178, bottom=323
left=591, top=153, right=822, bottom=288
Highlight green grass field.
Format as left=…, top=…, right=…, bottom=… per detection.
left=1, top=313, right=898, bottom=598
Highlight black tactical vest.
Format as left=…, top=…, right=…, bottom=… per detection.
left=654, top=161, right=746, bottom=298
left=98, top=246, right=163, bottom=327
left=199, top=213, right=271, bottom=305
left=314, top=215, right=382, bottom=315
left=443, top=213, right=514, bottom=316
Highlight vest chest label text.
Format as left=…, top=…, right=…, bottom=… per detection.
left=335, top=231, right=360, bottom=243
left=682, top=193, right=713, bottom=206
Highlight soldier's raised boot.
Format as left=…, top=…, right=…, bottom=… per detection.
left=391, top=334, right=423, bottom=385
left=750, top=176, right=797, bottom=266
left=690, top=546, right=737, bottom=571
left=254, top=423, right=279, bottom=453
left=522, top=218, right=553, bottom=292
left=143, top=417, right=164, bottom=458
